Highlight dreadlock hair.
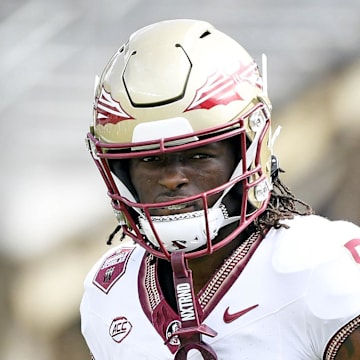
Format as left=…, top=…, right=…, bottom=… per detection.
left=107, top=224, right=125, bottom=245
left=254, top=173, right=314, bottom=235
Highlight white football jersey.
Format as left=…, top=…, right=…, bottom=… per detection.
left=80, top=215, right=360, bottom=359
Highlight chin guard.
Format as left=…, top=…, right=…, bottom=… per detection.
left=169, top=251, right=218, bottom=360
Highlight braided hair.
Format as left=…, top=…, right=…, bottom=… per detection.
left=254, top=173, right=314, bottom=234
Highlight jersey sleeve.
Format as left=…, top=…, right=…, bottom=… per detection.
left=303, top=220, right=360, bottom=357
left=305, top=220, right=360, bottom=320
left=271, top=216, right=360, bottom=358
left=80, top=243, right=139, bottom=360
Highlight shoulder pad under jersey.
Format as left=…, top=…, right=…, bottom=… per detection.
left=271, top=215, right=360, bottom=319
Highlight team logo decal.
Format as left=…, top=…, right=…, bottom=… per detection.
left=96, top=87, right=134, bottom=125
left=109, top=316, right=133, bottom=343
left=185, top=61, right=262, bottom=112
left=165, top=320, right=181, bottom=346
left=93, top=247, right=134, bottom=293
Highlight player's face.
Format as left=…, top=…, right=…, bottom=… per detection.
left=128, top=139, right=237, bottom=216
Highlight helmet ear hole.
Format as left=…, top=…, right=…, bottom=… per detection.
left=108, top=157, right=139, bottom=201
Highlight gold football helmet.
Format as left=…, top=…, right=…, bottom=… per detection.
left=86, top=19, right=275, bottom=259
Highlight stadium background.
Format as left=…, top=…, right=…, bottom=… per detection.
left=1, top=0, right=360, bottom=358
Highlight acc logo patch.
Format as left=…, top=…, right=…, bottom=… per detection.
left=109, top=316, right=132, bottom=343
left=93, top=247, right=134, bottom=293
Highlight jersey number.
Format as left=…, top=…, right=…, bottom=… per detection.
left=344, top=239, right=360, bottom=264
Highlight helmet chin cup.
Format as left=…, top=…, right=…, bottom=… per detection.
left=138, top=205, right=231, bottom=253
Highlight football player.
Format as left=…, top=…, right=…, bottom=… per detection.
left=81, top=19, right=360, bottom=359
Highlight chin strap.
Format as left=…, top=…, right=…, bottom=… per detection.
left=169, top=251, right=218, bottom=360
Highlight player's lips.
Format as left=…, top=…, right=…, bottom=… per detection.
left=150, top=198, right=198, bottom=216
left=163, top=203, right=188, bottom=211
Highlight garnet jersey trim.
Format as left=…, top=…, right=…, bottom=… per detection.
left=323, top=315, right=360, bottom=360
left=137, top=231, right=263, bottom=353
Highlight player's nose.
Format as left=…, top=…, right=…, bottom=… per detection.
left=158, top=163, right=189, bottom=191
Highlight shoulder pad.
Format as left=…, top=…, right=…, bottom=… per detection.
left=272, top=215, right=335, bottom=272
left=270, top=215, right=360, bottom=319
left=272, top=215, right=360, bottom=273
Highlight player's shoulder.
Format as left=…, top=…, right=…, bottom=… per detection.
left=83, top=240, right=144, bottom=293
left=281, top=213, right=360, bottom=239
left=271, top=214, right=360, bottom=271
left=270, top=215, right=360, bottom=319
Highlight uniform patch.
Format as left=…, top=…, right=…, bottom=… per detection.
left=93, top=247, right=134, bottom=293
left=109, top=316, right=132, bottom=343
left=166, top=320, right=181, bottom=346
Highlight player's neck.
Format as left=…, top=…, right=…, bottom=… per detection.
left=188, top=231, right=245, bottom=294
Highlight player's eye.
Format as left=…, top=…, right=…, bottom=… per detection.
left=191, top=153, right=213, bottom=159
left=140, top=156, right=160, bottom=162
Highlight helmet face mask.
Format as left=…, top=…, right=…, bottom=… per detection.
left=87, top=19, right=274, bottom=259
